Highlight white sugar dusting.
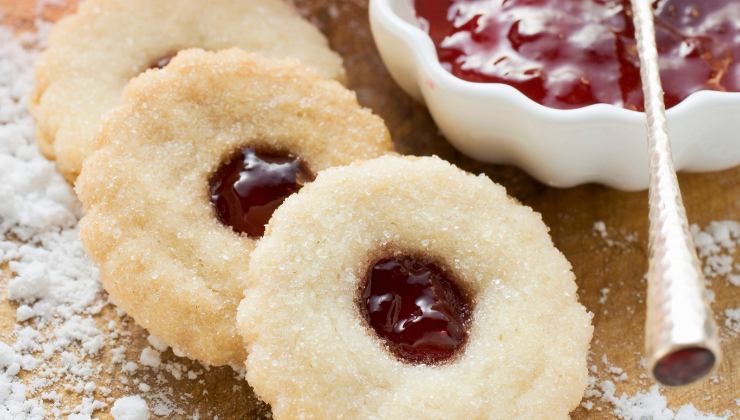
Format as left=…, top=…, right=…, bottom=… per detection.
left=725, top=308, right=740, bottom=336
left=592, top=220, right=639, bottom=248
left=139, top=347, right=162, bottom=369
left=582, top=377, right=734, bottom=419
left=111, top=395, right=149, bottom=420
left=691, top=221, right=740, bottom=281
left=583, top=220, right=739, bottom=418
left=0, top=15, right=104, bottom=418
left=582, top=356, right=734, bottom=419
left=0, top=6, right=227, bottom=418
left=690, top=221, right=740, bottom=339
left=1, top=1, right=736, bottom=418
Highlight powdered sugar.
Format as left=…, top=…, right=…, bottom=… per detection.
left=582, top=368, right=733, bottom=419
left=146, top=335, right=169, bottom=353
left=602, top=382, right=728, bottom=420
left=139, top=348, right=161, bottom=369
left=583, top=219, right=738, bottom=419
left=592, top=220, right=639, bottom=248
left=1, top=0, right=736, bottom=418
left=691, top=221, right=740, bottom=281
left=0, top=17, right=104, bottom=419
left=690, top=221, right=740, bottom=342
left=0, top=9, right=201, bottom=418
left=725, top=308, right=740, bottom=336
left=111, top=395, right=149, bottom=420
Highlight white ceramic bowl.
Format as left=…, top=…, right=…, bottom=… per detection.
left=370, top=0, right=740, bottom=190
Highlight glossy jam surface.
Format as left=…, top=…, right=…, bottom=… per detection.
left=414, top=0, right=739, bottom=110
left=653, top=347, right=715, bottom=386
left=149, top=52, right=177, bottom=70
left=361, top=256, right=470, bottom=364
left=209, top=147, right=312, bottom=237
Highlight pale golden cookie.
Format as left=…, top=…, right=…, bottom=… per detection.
left=237, top=155, right=593, bottom=419
left=30, top=0, right=345, bottom=182
left=76, top=49, right=392, bottom=366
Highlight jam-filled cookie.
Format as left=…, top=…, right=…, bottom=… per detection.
left=237, top=155, right=593, bottom=418
left=30, top=0, right=345, bottom=182
left=75, top=49, right=392, bottom=366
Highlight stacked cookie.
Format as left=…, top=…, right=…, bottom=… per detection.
left=31, top=1, right=593, bottom=418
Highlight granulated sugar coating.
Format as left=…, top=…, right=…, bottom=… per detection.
left=29, top=0, right=346, bottom=181
left=238, top=155, right=593, bottom=419
left=75, top=48, right=392, bottom=366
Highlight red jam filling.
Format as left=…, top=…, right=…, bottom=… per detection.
left=149, top=52, right=177, bottom=70
left=361, top=256, right=470, bottom=364
left=209, top=147, right=312, bottom=237
left=653, top=346, right=715, bottom=386
left=414, top=0, right=739, bottom=110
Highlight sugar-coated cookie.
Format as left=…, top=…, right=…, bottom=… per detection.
left=237, top=155, right=593, bottom=419
left=31, top=0, right=345, bottom=182
left=76, top=49, right=392, bottom=366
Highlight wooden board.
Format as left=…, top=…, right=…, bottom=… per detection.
left=1, top=0, right=737, bottom=418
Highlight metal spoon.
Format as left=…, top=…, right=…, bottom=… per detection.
left=629, top=0, right=721, bottom=386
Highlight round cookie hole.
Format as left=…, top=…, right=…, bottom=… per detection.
left=209, top=146, right=314, bottom=237
left=359, top=254, right=472, bottom=365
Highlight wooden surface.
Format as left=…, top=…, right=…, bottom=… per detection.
left=1, top=0, right=737, bottom=418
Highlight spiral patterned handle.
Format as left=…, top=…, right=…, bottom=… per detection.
left=629, top=0, right=721, bottom=386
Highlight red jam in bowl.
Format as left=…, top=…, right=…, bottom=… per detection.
left=414, top=0, right=739, bottom=110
